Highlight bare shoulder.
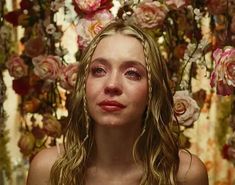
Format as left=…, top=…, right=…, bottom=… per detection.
left=177, top=150, right=209, bottom=185
left=26, top=146, right=60, bottom=185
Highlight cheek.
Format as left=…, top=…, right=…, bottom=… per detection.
left=129, top=83, right=148, bottom=106
left=85, top=78, right=94, bottom=101
left=85, top=77, right=103, bottom=102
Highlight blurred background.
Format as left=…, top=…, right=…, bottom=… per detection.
left=1, top=0, right=235, bottom=184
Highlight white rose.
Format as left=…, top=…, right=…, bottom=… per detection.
left=173, top=90, right=200, bottom=127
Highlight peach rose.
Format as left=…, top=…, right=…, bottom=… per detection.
left=59, top=63, right=79, bottom=91
left=6, top=55, right=28, bottom=79
left=32, top=55, right=62, bottom=81
left=173, top=90, right=200, bottom=127
left=42, top=114, right=62, bottom=137
left=18, top=132, right=35, bottom=156
left=133, top=1, right=168, bottom=28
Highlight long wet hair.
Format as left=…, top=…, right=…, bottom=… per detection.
left=50, top=20, right=180, bottom=185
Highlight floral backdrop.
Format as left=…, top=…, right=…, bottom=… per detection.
left=0, top=0, right=235, bottom=184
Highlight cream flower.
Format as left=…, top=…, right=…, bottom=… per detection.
left=173, top=90, right=200, bottom=127
left=51, top=0, right=65, bottom=12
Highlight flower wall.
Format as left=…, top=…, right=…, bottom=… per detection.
left=1, top=0, right=235, bottom=184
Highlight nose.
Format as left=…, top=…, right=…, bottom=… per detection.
left=104, top=72, right=122, bottom=96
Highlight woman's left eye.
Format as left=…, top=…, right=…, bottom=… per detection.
left=125, top=70, right=142, bottom=80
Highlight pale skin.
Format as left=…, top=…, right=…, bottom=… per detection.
left=27, top=34, right=209, bottom=185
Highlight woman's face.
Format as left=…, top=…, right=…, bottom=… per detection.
left=86, top=33, right=148, bottom=127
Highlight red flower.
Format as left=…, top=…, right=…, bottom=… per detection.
left=4, top=10, right=22, bottom=26
left=222, top=144, right=230, bottom=160
left=12, top=76, right=30, bottom=96
left=20, top=0, right=34, bottom=10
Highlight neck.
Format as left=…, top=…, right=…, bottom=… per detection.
left=91, top=123, right=142, bottom=168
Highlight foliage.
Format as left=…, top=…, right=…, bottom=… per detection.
left=0, top=0, right=13, bottom=180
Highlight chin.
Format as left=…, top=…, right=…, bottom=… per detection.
left=94, top=118, right=131, bottom=128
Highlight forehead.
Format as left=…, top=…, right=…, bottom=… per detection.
left=91, top=33, right=146, bottom=65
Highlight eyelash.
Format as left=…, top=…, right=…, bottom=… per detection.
left=125, top=69, right=142, bottom=80
left=90, top=66, right=106, bottom=77
left=90, top=66, right=142, bottom=80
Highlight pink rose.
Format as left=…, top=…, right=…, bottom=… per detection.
left=73, top=0, right=101, bottom=13
left=76, top=10, right=113, bottom=49
left=173, top=90, right=200, bottom=127
left=42, top=114, right=62, bottom=138
left=210, top=47, right=235, bottom=96
left=72, top=0, right=112, bottom=15
left=59, top=63, right=79, bottom=91
left=18, top=132, right=35, bottom=156
left=165, top=0, right=188, bottom=9
left=32, top=55, right=62, bottom=81
left=24, top=36, right=45, bottom=58
left=133, top=1, right=168, bottom=28
left=6, top=55, right=28, bottom=79
left=206, top=0, right=227, bottom=15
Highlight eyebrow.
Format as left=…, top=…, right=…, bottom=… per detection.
left=91, top=57, right=146, bottom=69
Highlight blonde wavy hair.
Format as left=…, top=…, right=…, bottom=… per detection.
left=50, top=20, right=180, bottom=185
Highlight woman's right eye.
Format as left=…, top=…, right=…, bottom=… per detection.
left=91, top=66, right=106, bottom=77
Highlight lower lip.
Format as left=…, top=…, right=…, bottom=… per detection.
left=99, top=105, right=125, bottom=112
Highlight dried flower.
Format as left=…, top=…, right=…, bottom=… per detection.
left=18, top=132, right=35, bottom=156
left=24, top=36, right=45, bottom=58
left=46, top=24, right=56, bottom=35
left=42, top=114, right=62, bottom=138
left=22, top=98, right=41, bottom=113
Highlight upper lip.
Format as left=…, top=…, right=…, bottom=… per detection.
left=98, top=100, right=126, bottom=108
